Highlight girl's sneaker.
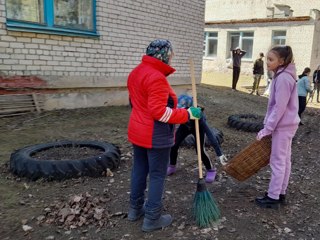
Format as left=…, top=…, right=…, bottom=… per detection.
left=279, top=194, right=286, bottom=204
left=167, top=165, right=176, bottom=176
left=255, top=195, right=280, bottom=209
left=259, top=192, right=286, bottom=205
left=205, top=169, right=217, bottom=183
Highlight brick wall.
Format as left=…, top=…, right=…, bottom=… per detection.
left=0, top=0, right=205, bottom=109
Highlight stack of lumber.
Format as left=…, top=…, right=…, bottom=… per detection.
left=0, top=93, right=43, bottom=118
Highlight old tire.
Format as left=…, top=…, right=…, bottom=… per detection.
left=227, top=114, right=264, bottom=132
left=181, top=127, right=224, bottom=147
left=10, top=140, right=121, bottom=181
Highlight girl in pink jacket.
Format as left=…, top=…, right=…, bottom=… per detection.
left=255, top=45, right=300, bottom=209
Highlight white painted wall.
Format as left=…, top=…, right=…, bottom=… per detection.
left=203, top=0, right=320, bottom=78
left=205, top=0, right=320, bottom=20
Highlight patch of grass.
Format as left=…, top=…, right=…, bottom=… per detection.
left=0, top=178, right=19, bottom=208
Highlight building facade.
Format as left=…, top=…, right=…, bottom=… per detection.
left=0, top=0, right=205, bottom=110
left=203, top=0, right=320, bottom=79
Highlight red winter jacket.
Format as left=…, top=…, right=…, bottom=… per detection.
left=127, top=55, right=189, bottom=148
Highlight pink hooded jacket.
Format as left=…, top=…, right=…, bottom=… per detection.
left=264, top=63, right=300, bottom=132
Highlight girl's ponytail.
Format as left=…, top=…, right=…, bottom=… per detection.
left=270, top=45, right=294, bottom=79
left=270, top=45, right=294, bottom=67
left=298, top=67, right=311, bottom=79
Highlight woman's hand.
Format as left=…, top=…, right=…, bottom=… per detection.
left=187, top=107, right=202, bottom=120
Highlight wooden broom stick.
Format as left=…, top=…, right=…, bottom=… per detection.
left=189, top=58, right=203, bottom=179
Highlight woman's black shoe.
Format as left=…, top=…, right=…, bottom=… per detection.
left=255, top=196, right=280, bottom=209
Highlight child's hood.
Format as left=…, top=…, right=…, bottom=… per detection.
left=278, top=63, right=297, bottom=81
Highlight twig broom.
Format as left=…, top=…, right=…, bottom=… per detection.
left=189, top=58, right=220, bottom=227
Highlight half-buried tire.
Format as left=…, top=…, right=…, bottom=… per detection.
left=10, top=140, right=121, bottom=181
left=227, top=114, right=264, bottom=132
left=181, top=127, right=224, bottom=147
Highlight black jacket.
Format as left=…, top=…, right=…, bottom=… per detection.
left=313, top=70, right=320, bottom=83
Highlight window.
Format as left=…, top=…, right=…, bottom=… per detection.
left=229, top=32, right=254, bottom=59
left=6, top=0, right=97, bottom=37
left=6, top=0, right=44, bottom=23
left=204, top=32, right=218, bottom=57
left=272, top=31, right=286, bottom=45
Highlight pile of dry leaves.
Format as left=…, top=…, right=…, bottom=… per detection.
left=37, top=192, right=125, bottom=230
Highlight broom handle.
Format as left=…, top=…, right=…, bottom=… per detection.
left=189, top=58, right=203, bottom=179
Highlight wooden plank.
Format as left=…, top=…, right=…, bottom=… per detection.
left=0, top=100, right=44, bottom=104
left=0, top=94, right=32, bottom=97
left=0, top=94, right=32, bottom=101
left=0, top=112, right=30, bottom=117
left=0, top=107, right=35, bottom=114
left=32, top=93, right=41, bottom=113
left=0, top=105, right=35, bottom=109
left=0, top=103, right=35, bottom=108
left=0, top=93, right=44, bottom=118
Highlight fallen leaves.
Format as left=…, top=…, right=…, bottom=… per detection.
left=37, top=192, right=120, bottom=230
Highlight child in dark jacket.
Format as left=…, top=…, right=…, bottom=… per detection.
left=167, top=94, right=227, bottom=183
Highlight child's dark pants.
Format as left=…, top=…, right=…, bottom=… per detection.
left=169, top=121, right=213, bottom=170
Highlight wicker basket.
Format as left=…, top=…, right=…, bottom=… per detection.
left=223, top=136, right=272, bottom=181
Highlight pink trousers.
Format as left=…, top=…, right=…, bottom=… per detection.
left=267, top=128, right=297, bottom=200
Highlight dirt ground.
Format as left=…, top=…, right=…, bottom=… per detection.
left=0, top=85, right=320, bottom=240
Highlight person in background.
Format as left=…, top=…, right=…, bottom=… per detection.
left=126, top=39, right=202, bottom=232
left=231, top=47, right=247, bottom=91
left=166, top=94, right=228, bottom=183
left=250, top=52, right=265, bottom=96
left=263, top=70, right=274, bottom=97
left=312, top=65, right=320, bottom=103
left=255, top=45, right=300, bottom=209
left=297, top=67, right=312, bottom=125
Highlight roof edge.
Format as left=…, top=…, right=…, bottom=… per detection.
left=205, top=16, right=311, bottom=25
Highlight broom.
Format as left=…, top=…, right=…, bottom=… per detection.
left=189, top=58, right=220, bottom=227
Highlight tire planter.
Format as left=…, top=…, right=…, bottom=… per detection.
left=10, top=140, right=121, bottom=181
left=228, top=114, right=264, bottom=132
left=181, top=127, right=224, bottom=147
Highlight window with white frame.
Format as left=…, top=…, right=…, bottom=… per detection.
left=204, top=32, right=218, bottom=57
left=272, top=31, right=286, bottom=45
left=229, top=32, right=254, bottom=59
left=6, top=0, right=97, bottom=37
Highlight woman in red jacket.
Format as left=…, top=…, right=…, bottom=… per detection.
left=127, top=39, right=201, bottom=232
